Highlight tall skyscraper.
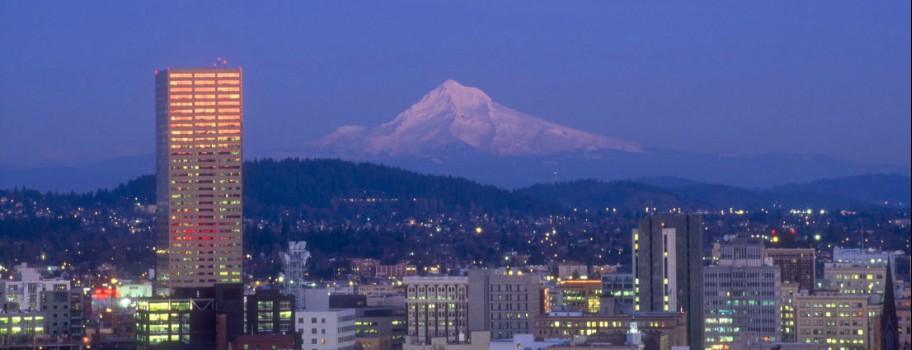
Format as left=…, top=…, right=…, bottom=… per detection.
left=632, top=214, right=704, bottom=350
left=154, top=67, right=244, bottom=294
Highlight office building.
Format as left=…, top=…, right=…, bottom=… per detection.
left=0, top=263, right=70, bottom=312
left=154, top=67, right=244, bottom=293
left=354, top=307, right=406, bottom=350
left=245, top=289, right=296, bottom=336
left=781, top=282, right=800, bottom=342
left=296, top=309, right=357, bottom=350
left=703, top=236, right=782, bottom=348
left=554, top=279, right=602, bottom=314
left=833, top=247, right=899, bottom=280
left=134, top=284, right=244, bottom=350
left=824, top=263, right=888, bottom=296
left=600, top=273, right=635, bottom=312
left=467, top=269, right=543, bottom=339
left=632, top=214, right=703, bottom=350
left=41, top=289, right=85, bottom=339
left=404, top=276, right=469, bottom=345
left=794, top=290, right=873, bottom=349
left=767, top=248, right=816, bottom=293
left=533, top=311, right=688, bottom=349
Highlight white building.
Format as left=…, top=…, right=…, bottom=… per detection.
left=0, top=263, right=70, bottom=312
left=297, top=309, right=357, bottom=350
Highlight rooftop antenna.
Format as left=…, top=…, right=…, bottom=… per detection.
left=213, top=56, right=228, bottom=67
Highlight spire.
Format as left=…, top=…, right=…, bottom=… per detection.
left=881, top=262, right=899, bottom=350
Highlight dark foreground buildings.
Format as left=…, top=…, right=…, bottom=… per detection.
left=632, top=214, right=704, bottom=350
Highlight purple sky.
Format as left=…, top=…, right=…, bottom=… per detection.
left=1, top=1, right=909, bottom=168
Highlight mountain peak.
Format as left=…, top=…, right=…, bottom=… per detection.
left=308, top=80, right=642, bottom=157
left=420, top=79, right=492, bottom=108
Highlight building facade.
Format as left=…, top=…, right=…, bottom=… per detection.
left=533, top=311, right=687, bottom=348
left=354, top=307, right=406, bottom=350
left=404, top=276, right=469, bottom=345
left=767, top=248, right=816, bottom=293
left=704, top=236, right=783, bottom=348
left=632, top=214, right=704, bottom=350
left=794, top=291, right=872, bottom=350
left=297, top=309, right=357, bottom=350
left=601, top=273, right=635, bottom=312
left=245, top=289, right=296, bottom=336
left=467, top=269, right=542, bottom=339
left=154, top=67, right=244, bottom=293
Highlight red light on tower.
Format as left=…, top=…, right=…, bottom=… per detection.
left=790, top=228, right=796, bottom=235
left=771, top=229, right=776, bottom=235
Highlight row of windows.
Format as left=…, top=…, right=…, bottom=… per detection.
left=168, top=86, right=240, bottom=93
left=169, top=143, right=241, bottom=149
left=171, top=107, right=241, bottom=114
left=169, top=72, right=239, bottom=78
left=169, top=115, right=241, bottom=122
left=169, top=79, right=239, bottom=86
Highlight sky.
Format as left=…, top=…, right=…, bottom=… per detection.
left=1, top=1, right=909, bottom=169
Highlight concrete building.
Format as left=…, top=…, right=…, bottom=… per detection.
left=554, top=279, right=602, bottom=314
left=297, top=309, right=357, bottom=350
left=40, top=289, right=85, bottom=339
left=245, top=289, right=296, bottom=336
left=794, top=290, right=873, bottom=350
left=467, top=269, right=543, bottom=339
left=824, top=263, right=889, bottom=297
left=488, top=334, right=565, bottom=350
left=154, top=67, right=244, bottom=294
left=832, top=248, right=900, bottom=280
left=376, top=264, right=418, bottom=279
left=403, top=276, right=469, bottom=345
left=781, top=282, right=801, bottom=342
left=134, top=284, right=244, bottom=350
left=0, top=312, right=45, bottom=346
left=600, top=273, right=635, bottom=312
left=704, top=236, right=782, bottom=348
left=767, top=248, right=816, bottom=293
left=0, top=263, right=70, bottom=312
left=532, top=311, right=687, bottom=349
left=632, top=215, right=703, bottom=350
left=402, top=331, right=489, bottom=350
left=354, top=307, right=406, bottom=350
left=898, top=298, right=911, bottom=348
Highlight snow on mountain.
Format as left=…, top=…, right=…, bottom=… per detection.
left=309, top=79, right=642, bottom=157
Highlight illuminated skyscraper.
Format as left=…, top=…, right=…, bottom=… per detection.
left=154, top=67, right=243, bottom=294
left=632, top=214, right=704, bottom=350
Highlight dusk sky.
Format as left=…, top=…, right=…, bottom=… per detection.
left=1, top=1, right=909, bottom=169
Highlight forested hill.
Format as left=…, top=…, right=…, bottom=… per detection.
left=242, top=158, right=561, bottom=218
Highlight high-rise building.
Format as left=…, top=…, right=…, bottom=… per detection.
left=632, top=214, right=704, bottom=350
left=600, top=273, right=635, bottom=312
left=467, top=269, right=543, bottom=339
left=403, top=276, right=469, bottom=345
left=154, top=67, right=244, bottom=293
left=766, top=248, right=816, bottom=293
left=704, top=236, right=782, bottom=348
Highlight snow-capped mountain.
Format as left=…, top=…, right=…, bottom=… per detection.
left=308, top=79, right=641, bottom=157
